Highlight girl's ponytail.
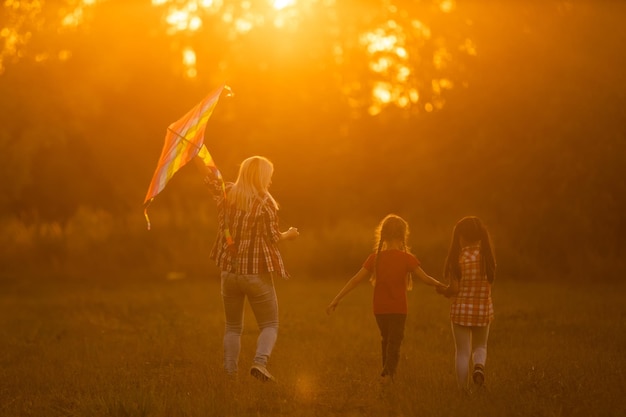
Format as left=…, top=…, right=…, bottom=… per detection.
left=370, top=239, right=383, bottom=287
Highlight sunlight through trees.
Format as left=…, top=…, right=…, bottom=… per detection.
left=1, top=0, right=472, bottom=115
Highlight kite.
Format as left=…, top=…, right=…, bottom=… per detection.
left=143, top=84, right=232, bottom=230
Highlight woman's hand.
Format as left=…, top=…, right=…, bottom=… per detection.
left=281, top=227, right=299, bottom=241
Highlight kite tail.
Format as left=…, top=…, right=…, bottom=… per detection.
left=224, top=228, right=236, bottom=254
left=208, top=162, right=236, bottom=253
left=144, top=199, right=153, bottom=230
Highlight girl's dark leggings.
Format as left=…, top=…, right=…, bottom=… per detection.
left=375, top=313, right=407, bottom=378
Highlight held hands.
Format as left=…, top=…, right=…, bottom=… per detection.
left=433, top=280, right=447, bottom=289
left=435, top=277, right=459, bottom=298
left=436, top=285, right=459, bottom=298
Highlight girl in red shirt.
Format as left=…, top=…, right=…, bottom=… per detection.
left=326, top=214, right=445, bottom=380
left=437, top=216, right=496, bottom=392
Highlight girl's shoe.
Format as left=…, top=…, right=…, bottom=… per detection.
left=472, top=364, right=485, bottom=386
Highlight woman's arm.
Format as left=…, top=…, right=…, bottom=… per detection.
left=413, top=266, right=446, bottom=288
left=326, top=268, right=371, bottom=314
left=194, top=156, right=222, bottom=199
left=193, top=155, right=212, bottom=177
left=262, top=202, right=298, bottom=242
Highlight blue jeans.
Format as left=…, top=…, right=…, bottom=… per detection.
left=375, top=314, right=407, bottom=378
left=220, top=272, right=279, bottom=374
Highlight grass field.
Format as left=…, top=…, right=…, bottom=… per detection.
left=0, top=274, right=624, bottom=417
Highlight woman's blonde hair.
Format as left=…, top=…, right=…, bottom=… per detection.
left=228, top=156, right=278, bottom=210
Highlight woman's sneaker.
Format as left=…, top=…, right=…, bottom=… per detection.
left=472, top=364, right=485, bottom=386
left=250, top=364, right=276, bottom=382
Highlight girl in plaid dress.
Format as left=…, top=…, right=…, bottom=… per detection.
left=197, top=156, right=299, bottom=382
left=437, top=216, right=496, bottom=392
left=326, top=214, right=445, bottom=381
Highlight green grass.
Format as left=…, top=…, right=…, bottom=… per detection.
left=0, top=276, right=624, bottom=417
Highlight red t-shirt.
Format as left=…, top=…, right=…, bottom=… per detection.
left=363, top=250, right=420, bottom=315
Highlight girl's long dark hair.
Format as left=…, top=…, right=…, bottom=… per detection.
left=443, top=216, right=496, bottom=283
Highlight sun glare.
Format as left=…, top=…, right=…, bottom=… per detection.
left=144, top=0, right=471, bottom=111
left=439, top=0, right=456, bottom=13
left=234, top=16, right=255, bottom=33
left=433, top=46, right=451, bottom=70
left=360, top=17, right=434, bottom=113
left=0, top=0, right=98, bottom=73
left=182, top=47, right=197, bottom=78
left=61, top=0, right=99, bottom=28
left=1, top=0, right=473, bottom=114
left=273, top=0, right=295, bottom=11
left=460, top=38, right=477, bottom=56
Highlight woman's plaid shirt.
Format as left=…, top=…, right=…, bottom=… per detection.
left=204, top=172, right=289, bottom=279
left=450, top=243, right=494, bottom=326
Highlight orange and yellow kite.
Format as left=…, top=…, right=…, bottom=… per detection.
left=143, top=84, right=232, bottom=229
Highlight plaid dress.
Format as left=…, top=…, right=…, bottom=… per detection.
left=450, top=243, right=494, bottom=326
left=204, top=172, right=289, bottom=279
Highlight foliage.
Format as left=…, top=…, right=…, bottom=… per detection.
left=1, top=1, right=625, bottom=279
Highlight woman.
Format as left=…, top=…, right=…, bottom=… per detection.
left=198, top=155, right=299, bottom=382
